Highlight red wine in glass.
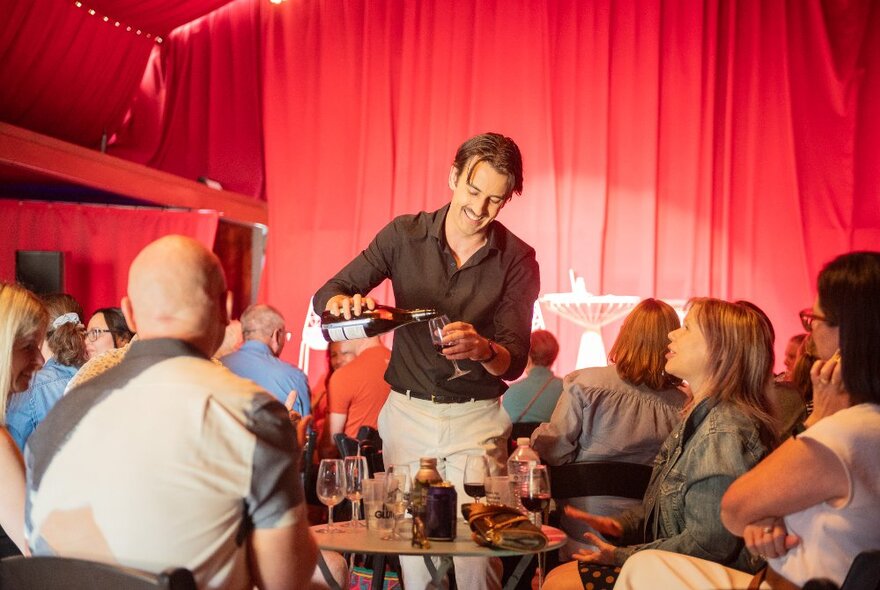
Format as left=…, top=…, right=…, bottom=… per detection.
left=464, top=483, right=486, bottom=499
left=521, top=493, right=551, bottom=513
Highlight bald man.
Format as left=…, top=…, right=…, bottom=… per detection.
left=24, top=235, right=318, bottom=590
left=221, top=304, right=311, bottom=418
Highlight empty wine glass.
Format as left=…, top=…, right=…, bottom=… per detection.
left=344, top=455, right=369, bottom=527
left=463, top=454, right=490, bottom=503
left=383, top=464, right=411, bottom=540
left=428, top=315, right=471, bottom=380
left=316, top=459, right=346, bottom=533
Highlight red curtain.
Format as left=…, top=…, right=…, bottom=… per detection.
left=261, top=0, right=880, bottom=375
left=0, top=0, right=237, bottom=149
left=0, top=201, right=219, bottom=318
left=110, top=0, right=266, bottom=198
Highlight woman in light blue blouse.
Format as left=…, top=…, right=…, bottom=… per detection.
left=6, top=293, right=88, bottom=451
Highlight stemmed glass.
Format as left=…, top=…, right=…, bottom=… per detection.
left=383, top=464, right=411, bottom=540
left=521, top=465, right=551, bottom=588
left=463, top=454, right=490, bottom=504
left=428, top=315, right=471, bottom=380
left=344, top=455, right=369, bottom=527
left=316, top=459, right=346, bottom=533
left=520, top=464, right=551, bottom=524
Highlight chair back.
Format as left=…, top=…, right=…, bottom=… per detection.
left=548, top=461, right=653, bottom=500
left=0, top=556, right=196, bottom=589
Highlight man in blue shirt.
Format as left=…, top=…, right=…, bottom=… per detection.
left=221, top=304, right=311, bottom=417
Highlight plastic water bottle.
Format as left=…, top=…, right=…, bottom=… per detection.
left=507, top=437, right=540, bottom=512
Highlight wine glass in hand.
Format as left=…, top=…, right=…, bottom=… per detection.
left=521, top=465, right=551, bottom=524
left=316, top=459, right=346, bottom=533
left=344, top=455, right=369, bottom=527
left=383, top=464, right=411, bottom=540
left=463, top=454, right=490, bottom=503
left=428, top=315, right=471, bottom=380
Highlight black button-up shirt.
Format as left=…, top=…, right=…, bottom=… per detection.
left=314, top=204, right=540, bottom=400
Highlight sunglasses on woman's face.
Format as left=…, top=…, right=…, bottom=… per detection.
left=798, top=309, right=827, bottom=333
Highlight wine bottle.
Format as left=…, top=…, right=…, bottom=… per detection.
left=320, top=304, right=438, bottom=342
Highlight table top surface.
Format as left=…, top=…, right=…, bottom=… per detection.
left=312, top=520, right=566, bottom=558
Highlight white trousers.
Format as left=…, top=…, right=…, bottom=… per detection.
left=378, top=391, right=511, bottom=590
left=615, top=550, right=769, bottom=590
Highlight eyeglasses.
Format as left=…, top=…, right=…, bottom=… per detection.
left=85, top=328, right=114, bottom=342
left=799, top=308, right=827, bottom=332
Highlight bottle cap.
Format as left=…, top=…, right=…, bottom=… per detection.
left=516, top=437, right=531, bottom=447
left=420, top=457, right=438, bottom=466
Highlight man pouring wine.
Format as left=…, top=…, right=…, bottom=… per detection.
left=314, top=132, right=540, bottom=590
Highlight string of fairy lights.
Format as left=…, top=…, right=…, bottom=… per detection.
left=72, top=1, right=164, bottom=44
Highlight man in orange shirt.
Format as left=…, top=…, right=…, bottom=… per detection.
left=327, top=336, right=391, bottom=439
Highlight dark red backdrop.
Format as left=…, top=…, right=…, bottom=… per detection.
left=3, top=0, right=880, bottom=376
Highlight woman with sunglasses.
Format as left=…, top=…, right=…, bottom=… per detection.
left=0, top=282, right=48, bottom=556
left=84, top=307, right=135, bottom=359
left=614, top=251, right=880, bottom=589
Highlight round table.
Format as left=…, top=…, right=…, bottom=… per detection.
left=313, top=520, right=566, bottom=589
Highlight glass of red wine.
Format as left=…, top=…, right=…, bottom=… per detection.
left=463, top=454, right=490, bottom=503
left=520, top=465, right=551, bottom=523
left=428, top=315, right=471, bottom=380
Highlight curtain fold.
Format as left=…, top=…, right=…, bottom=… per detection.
left=0, top=201, right=219, bottom=318
left=262, top=0, right=880, bottom=374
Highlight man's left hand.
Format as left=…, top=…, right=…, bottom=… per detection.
left=440, top=321, right=492, bottom=361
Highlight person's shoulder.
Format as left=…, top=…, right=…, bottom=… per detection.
left=489, top=219, right=536, bottom=257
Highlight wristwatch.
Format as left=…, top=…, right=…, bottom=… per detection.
left=479, top=339, right=498, bottom=363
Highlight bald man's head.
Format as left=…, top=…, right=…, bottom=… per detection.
left=240, top=304, right=288, bottom=356
left=122, top=235, right=229, bottom=357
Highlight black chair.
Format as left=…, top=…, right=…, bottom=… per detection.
left=507, top=422, right=542, bottom=454
left=548, top=460, right=653, bottom=501
left=333, top=432, right=360, bottom=459
left=0, top=556, right=196, bottom=589
left=804, top=550, right=880, bottom=590
left=355, top=425, right=383, bottom=450
left=302, top=428, right=320, bottom=506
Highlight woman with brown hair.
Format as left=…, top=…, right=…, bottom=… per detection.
left=7, top=293, right=88, bottom=451
left=543, top=298, right=777, bottom=590
left=532, top=298, right=688, bottom=559
left=0, top=282, right=48, bottom=557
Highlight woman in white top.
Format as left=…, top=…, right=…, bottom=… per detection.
left=614, top=251, right=880, bottom=590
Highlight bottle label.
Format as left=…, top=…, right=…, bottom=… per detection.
left=326, top=325, right=368, bottom=341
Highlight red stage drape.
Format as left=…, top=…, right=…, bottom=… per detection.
left=261, top=0, right=880, bottom=375
left=0, top=201, right=219, bottom=318
left=110, top=0, right=266, bottom=198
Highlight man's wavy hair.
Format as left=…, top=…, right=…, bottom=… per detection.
left=451, top=133, right=524, bottom=199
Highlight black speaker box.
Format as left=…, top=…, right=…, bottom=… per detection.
left=15, top=250, right=65, bottom=295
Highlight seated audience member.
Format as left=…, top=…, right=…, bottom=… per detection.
left=214, top=318, right=243, bottom=359
left=502, top=330, right=564, bottom=423
left=7, top=293, right=88, bottom=451
left=311, top=340, right=357, bottom=458
left=780, top=332, right=807, bottom=381
left=531, top=299, right=687, bottom=558
left=24, top=235, right=318, bottom=589
left=84, top=307, right=134, bottom=360
left=614, top=251, right=880, bottom=590
left=543, top=298, right=777, bottom=590
left=0, top=282, right=48, bottom=557
left=221, top=303, right=311, bottom=418
left=790, top=334, right=818, bottom=415
left=328, top=335, right=391, bottom=439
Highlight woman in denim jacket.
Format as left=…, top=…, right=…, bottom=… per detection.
left=543, top=298, right=777, bottom=590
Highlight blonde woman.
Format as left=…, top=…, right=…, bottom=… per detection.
left=0, top=282, right=48, bottom=556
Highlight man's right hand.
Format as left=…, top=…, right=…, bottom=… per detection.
left=326, top=294, right=376, bottom=319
